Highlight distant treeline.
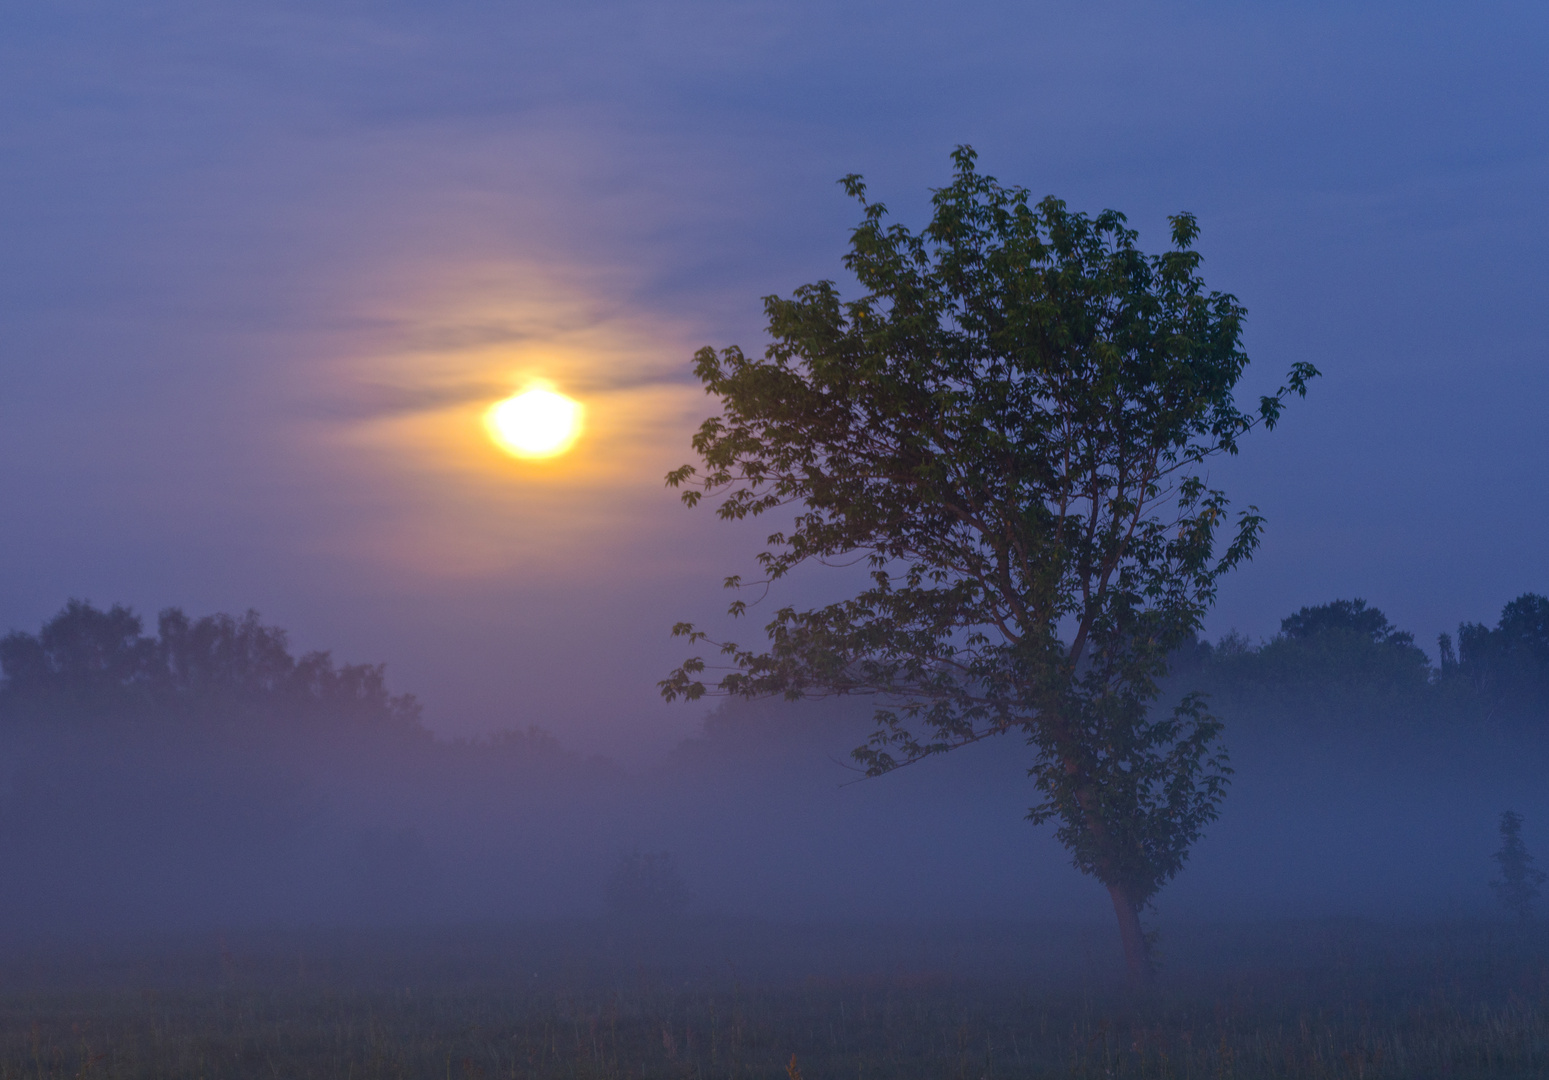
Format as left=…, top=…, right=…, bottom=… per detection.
left=1171, top=593, right=1549, bottom=734
left=4, top=594, right=1545, bottom=735
left=0, top=600, right=422, bottom=732
left=0, top=601, right=612, bottom=934
left=0, top=594, right=1545, bottom=932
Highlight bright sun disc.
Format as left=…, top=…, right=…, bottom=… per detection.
left=485, top=386, right=584, bottom=459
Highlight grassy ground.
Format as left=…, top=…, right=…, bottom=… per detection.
left=0, top=920, right=1545, bottom=1078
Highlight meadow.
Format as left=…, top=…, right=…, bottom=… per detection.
left=0, top=919, right=1545, bottom=1079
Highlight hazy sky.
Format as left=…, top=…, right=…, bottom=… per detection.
left=2, top=0, right=1545, bottom=758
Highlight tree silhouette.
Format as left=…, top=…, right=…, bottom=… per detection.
left=662, top=148, right=1315, bottom=981
left=0, top=601, right=422, bottom=733
left=1442, top=594, right=1549, bottom=723
left=0, top=600, right=158, bottom=702
left=1491, top=809, right=1545, bottom=921
left=1279, top=598, right=1413, bottom=646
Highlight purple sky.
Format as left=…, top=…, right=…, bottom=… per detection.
left=2, top=1, right=1545, bottom=759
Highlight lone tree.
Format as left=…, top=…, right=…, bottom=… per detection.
left=1491, top=810, right=1545, bottom=921
left=661, top=148, right=1315, bottom=981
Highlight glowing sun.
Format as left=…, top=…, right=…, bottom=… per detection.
left=485, top=385, right=584, bottom=459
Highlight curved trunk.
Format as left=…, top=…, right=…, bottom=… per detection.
left=1059, top=758, right=1157, bottom=985
left=1060, top=756, right=1156, bottom=985
left=1108, top=884, right=1154, bottom=984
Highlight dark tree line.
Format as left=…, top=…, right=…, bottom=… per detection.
left=9, top=591, right=1545, bottom=777
left=1, top=593, right=1543, bottom=936
left=0, top=600, right=620, bottom=932
left=0, top=600, right=422, bottom=733
left=1442, top=594, right=1549, bottom=722
left=1176, top=593, right=1549, bottom=734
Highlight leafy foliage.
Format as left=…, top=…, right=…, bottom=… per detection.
left=662, top=147, right=1315, bottom=974
left=1280, top=598, right=1415, bottom=647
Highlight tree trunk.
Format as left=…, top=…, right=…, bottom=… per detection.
left=1108, top=884, right=1154, bottom=984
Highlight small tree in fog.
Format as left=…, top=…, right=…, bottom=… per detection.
left=605, top=850, right=689, bottom=921
left=1491, top=810, right=1545, bottom=921
left=661, top=149, right=1315, bottom=982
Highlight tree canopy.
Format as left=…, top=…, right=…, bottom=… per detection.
left=1439, top=593, right=1549, bottom=723
left=663, top=147, right=1315, bottom=979
left=1280, top=598, right=1415, bottom=646
left=0, top=600, right=422, bottom=732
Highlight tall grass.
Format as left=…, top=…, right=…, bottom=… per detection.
left=0, top=921, right=1544, bottom=1079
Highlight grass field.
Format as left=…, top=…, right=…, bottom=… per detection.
left=0, top=919, right=1545, bottom=1079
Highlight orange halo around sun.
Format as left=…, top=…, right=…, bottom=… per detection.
left=484, top=385, right=584, bottom=459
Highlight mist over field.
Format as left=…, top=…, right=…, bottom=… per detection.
left=4, top=3, right=1549, bottom=1071
left=3, top=594, right=1545, bottom=952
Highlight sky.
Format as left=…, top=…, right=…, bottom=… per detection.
left=1, top=0, right=1546, bottom=759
